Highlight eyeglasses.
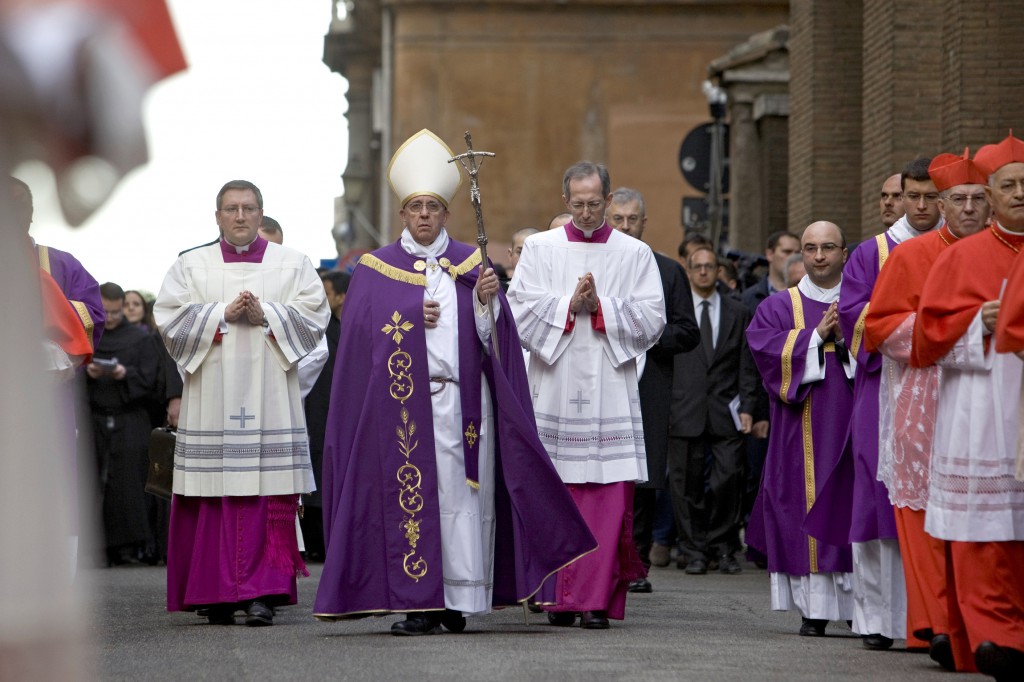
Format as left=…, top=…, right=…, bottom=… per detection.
left=802, top=243, right=841, bottom=255
left=569, top=200, right=604, bottom=213
left=945, top=193, right=987, bottom=208
left=406, top=200, right=443, bottom=214
left=903, top=192, right=940, bottom=204
left=219, top=205, right=260, bottom=216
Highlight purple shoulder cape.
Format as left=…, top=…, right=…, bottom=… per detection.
left=314, top=239, right=596, bottom=618
left=744, top=288, right=853, bottom=576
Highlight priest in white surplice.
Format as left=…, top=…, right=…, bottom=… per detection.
left=155, top=180, right=329, bottom=627
left=508, top=162, right=666, bottom=629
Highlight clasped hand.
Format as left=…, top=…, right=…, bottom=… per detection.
left=815, top=301, right=843, bottom=343
left=569, top=273, right=599, bottom=314
left=225, top=290, right=265, bottom=325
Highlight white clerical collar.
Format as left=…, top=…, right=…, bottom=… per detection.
left=887, top=214, right=943, bottom=245
left=995, top=221, right=1024, bottom=236
left=401, top=227, right=450, bottom=259
left=797, top=275, right=842, bottom=304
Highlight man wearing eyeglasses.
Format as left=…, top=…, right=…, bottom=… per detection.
left=155, top=179, right=330, bottom=627
left=605, top=187, right=699, bottom=593
left=508, top=163, right=666, bottom=629
left=746, top=220, right=855, bottom=637
left=314, top=130, right=595, bottom=636
left=668, top=245, right=757, bottom=578
left=861, top=151, right=990, bottom=671
left=808, top=157, right=944, bottom=652
left=914, top=134, right=1024, bottom=679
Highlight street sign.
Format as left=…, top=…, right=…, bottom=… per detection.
left=678, top=122, right=730, bottom=194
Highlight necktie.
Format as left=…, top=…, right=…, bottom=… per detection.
left=700, top=300, right=714, bottom=364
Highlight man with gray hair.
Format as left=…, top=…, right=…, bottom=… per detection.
left=508, top=164, right=666, bottom=628
left=606, top=186, right=699, bottom=592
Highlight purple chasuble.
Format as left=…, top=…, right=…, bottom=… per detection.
left=564, top=221, right=613, bottom=244
left=816, top=234, right=898, bottom=543
left=37, top=244, right=104, bottom=351
left=314, top=239, right=596, bottom=619
left=744, top=287, right=854, bottom=576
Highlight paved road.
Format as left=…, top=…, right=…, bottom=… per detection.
left=87, top=557, right=973, bottom=681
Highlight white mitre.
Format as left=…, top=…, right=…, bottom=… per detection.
left=387, top=129, right=463, bottom=207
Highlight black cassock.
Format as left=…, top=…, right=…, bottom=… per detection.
left=86, top=320, right=160, bottom=556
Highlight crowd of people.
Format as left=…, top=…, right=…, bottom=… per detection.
left=18, top=127, right=1024, bottom=682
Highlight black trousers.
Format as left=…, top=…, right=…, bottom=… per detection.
left=668, top=433, right=746, bottom=562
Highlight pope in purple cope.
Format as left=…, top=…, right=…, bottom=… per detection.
left=314, top=130, right=596, bottom=636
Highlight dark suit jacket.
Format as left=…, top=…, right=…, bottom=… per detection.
left=303, top=314, right=341, bottom=507
left=638, top=252, right=700, bottom=488
left=669, top=292, right=759, bottom=439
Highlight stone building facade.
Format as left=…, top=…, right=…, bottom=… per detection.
left=325, top=0, right=788, bottom=263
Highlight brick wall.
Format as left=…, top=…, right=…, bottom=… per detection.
left=788, top=0, right=862, bottom=237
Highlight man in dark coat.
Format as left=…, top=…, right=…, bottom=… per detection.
left=301, top=270, right=349, bottom=560
left=606, top=187, right=699, bottom=592
left=86, top=281, right=160, bottom=565
left=669, top=246, right=760, bottom=575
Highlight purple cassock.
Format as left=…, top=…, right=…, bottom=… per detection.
left=744, top=287, right=854, bottom=576
left=313, top=239, right=596, bottom=619
left=806, top=236, right=898, bottom=546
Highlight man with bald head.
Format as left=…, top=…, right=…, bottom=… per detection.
left=879, top=174, right=905, bottom=229
left=811, top=157, right=944, bottom=652
left=745, top=221, right=855, bottom=637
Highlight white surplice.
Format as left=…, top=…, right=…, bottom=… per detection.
left=154, top=241, right=329, bottom=497
left=506, top=227, right=665, bottom=484
left=926, top=310, right=1024, bottom=541
left=400, top=228, right=497, bottom=616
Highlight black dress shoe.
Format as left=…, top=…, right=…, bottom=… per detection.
left=244, top=600, right=274, bottom=627
left=580, top=610, right=610, bottom=630
left=440, top=609, right=466, bottom=633
left=391, top=612, right=442, bottom=636
left=546, top=611, right=576, bottom=627
left=798, top=618, right=827, bottom=636
left=627, top=578, right=653, bottom=593
left=206, top=604, right=235, bottom=625
left=975, top=641, right=1024, bottom=681
left=929, top=634, right=955, bottom=671
left=684, top=557, right=707, bottom=575
left=718, top=554, right=742, bottom=575
left=862, top=633, right=894, bottom=650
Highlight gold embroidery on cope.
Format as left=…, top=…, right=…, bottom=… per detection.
left=383, top=310, right=428, bottom=581
left=464, top=421, right=478, bottom=448
left=802, top=395, right=818, bottom=573
left=780, top=287, right=806, bottom=403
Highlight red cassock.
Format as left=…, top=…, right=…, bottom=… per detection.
left=995, top=247, right=1024, bottom=353
left=863, top=225, right=962, bottom=659
left=911, top=226, right=1024, bottom=368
